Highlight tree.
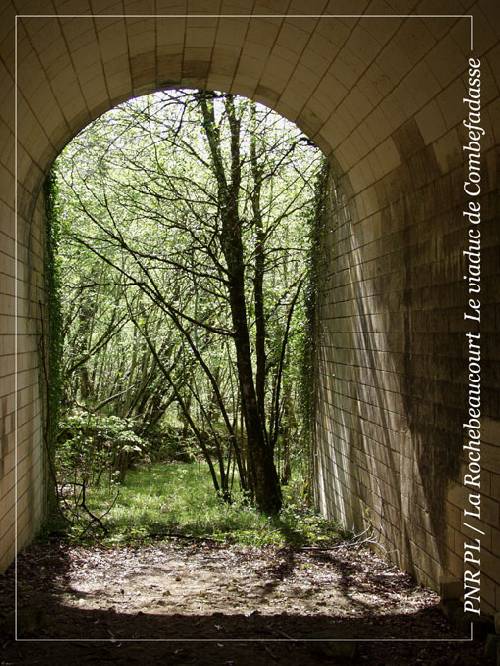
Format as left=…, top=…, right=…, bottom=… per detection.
left=55, top=89, right=321, bottom=514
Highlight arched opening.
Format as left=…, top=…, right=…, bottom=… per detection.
left=50, top=87, right=324, bottom=539
left=16, top=91, right=456, bottom=648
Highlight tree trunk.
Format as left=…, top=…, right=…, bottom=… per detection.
left=199, top=91, right=282, bottom=514
left=224, top=228, right=281, bottom=513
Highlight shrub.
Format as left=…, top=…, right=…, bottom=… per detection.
left=57, top=410, right=145, bottom=487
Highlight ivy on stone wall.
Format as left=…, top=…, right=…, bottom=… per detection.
left=42, top=168, right=63, bottom=511
left=298, top=159, right=329, bottom=496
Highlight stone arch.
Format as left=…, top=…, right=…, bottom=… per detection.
left=1, top=0, right=499, bottom=617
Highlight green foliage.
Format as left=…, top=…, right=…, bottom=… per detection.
left=57, top=411, right=146, bottom=486
left=42, top=168, right=63, bottom=509
left=61, top=462, right=345, bottom=548
left=146, top=426, right=197, bottom=463
left=297, top=160, right=329, bottom=491
left=51, top=89, right=322, bottom=505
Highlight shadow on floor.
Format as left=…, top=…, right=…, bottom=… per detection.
left=0, top=539, right=490, bottom=666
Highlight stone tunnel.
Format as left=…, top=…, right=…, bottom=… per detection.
left=0, top=0, right=499, bottom=618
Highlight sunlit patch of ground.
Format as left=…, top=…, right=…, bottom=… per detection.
left=51, top=541, right=437, bottom=620
left=0, top=538, right=491, bottom=665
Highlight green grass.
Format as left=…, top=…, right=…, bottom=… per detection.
left=60, top=462, right=346, bottom=548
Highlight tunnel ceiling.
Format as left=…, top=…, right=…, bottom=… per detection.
left=4, top=0, right=498, bottom=214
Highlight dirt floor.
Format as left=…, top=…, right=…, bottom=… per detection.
left=0, top=538, right=492, bottom=665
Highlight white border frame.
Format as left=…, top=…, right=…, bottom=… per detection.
left=14, top=11, right=475, bottom=644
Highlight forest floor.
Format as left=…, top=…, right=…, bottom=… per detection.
left=0, top=537, right=491, bottom=665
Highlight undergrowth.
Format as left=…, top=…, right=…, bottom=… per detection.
left=43, top=462, right=347, bottom=549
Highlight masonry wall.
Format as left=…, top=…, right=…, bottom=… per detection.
left=314, top=126, right=499, bottom=615
left=0, top=188, right=46, bottom=571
